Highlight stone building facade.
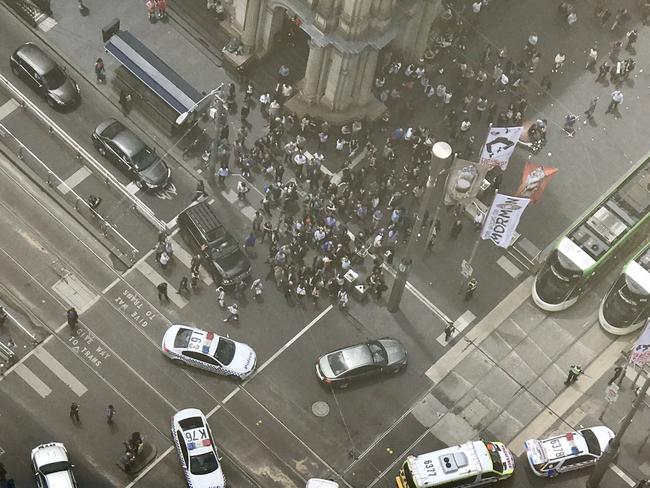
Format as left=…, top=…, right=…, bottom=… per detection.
left=220, top=0, right=442, bottom=122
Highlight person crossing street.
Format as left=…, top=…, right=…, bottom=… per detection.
left=106, top=404, right=116, bottom=424
left=69, top=402, right=80, bottom=422
left=223, top=303, right=239, bottom=322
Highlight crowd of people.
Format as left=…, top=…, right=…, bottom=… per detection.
left=174, top=0, right=644, bottom=315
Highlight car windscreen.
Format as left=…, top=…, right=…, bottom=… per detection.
left=189, top=451, right=219, bottom=475
left=214, top=337, right=236, bottom=365
left=174, top=328, right=193, bottom=348
left=208, top=234, right=239, bottom=257
left=485, top=442, right=504, bottom=473
left=39, top=461, right=71, bottom=475
left=178, top=416, right=203, bottom=430
left=368, top=341, right=388, bottom=365
left=42, top=66, right=66, bottom=89
left=581, top=429, right=602, bottom=456
left=327, top=351, right=348, bottom=376
left=132, top=146, right=157, bottom=170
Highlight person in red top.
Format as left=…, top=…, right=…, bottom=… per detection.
left=157, top=0, right=167, bottom=19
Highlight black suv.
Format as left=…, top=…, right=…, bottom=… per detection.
left=10, top=43, right=80, bottom=109
left=178, top=202, right=251, bottom=286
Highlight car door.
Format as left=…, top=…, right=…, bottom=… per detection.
left=175, top=430, right=189, bottom=469
left=346, top=364, right=381, bottom=381
left=560, top=454, right=593, bottom=473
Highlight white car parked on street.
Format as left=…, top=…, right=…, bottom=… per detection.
left=162, top=324, right=256, bottom=379
left=172, top=408, right=225, bottom=488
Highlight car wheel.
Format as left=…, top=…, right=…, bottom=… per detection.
left=338, top=381, right=350, bottom=389
left=136, top=180, right=147, bottom=190
left=46, top=97, right=56, bottom=108
left=10, top=62, right=20, bottom=76
left=391, top=365, right=404, bottom=374
left=97, top=145, right=107, bottom=157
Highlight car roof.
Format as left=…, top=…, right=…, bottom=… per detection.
left=338, top=343, right=373, bottom=368
left=16, top=43, right=57, bottom=76
left=109, top=125, right=146, bottom=158
left=180, top=201, right=224, bottom=237
left=32, top=442, right=69, bottom=467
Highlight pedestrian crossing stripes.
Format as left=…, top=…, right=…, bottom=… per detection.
left=436, top=310, right=476, bottom=346
left=57, top=166, right=92, bottom=195
left=37, top=16, right=57, bottom=32
left=33, top=347, right=87, bottom=396
left=0, top=99, right=19, bottom=121
left=169, top=236, right=213, bottom=285
left=13, top=363, right=52, bottom=398
left=137, top=260, right=188, bottom=309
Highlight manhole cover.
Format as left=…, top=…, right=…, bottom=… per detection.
left=311, top=401, right=330, bottom=417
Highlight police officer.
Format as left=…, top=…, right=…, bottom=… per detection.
left=564, top=365, right=583, bottom=385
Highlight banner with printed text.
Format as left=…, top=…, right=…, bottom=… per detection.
left=479, top=126, right=523, bottom=170
left=515, top=163, right=559, bottom=203
left=631, top=319, right=650, bottom=366
left=481, top=193, right=530, bottom=248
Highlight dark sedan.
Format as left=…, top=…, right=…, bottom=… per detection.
left=91, top=119, right=171, bottom=190
left=10, top=43, right=80, bottom=109
left=316, top=338, right=407, bottom=388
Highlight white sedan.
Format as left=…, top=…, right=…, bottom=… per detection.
left=162, top=325, right=256, bottom=379
left=172, top=408, right=225, bottom=488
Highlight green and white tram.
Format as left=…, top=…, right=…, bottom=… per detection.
left=599, top=240, right=650, bottom=335
left=533, top=155, right=650, bottom=312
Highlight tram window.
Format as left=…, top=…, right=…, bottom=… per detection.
left=586, top=207, right=627, bottom=245
left=572, top=225, right=608, bottom=259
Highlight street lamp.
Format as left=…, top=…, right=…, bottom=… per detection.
left=175, top=83, right=224, bottom=126
left=387, top=141, right=452, bottom=313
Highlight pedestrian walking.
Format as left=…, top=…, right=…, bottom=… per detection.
left=157, top=282, right=169, bottom=303
left=157, top=0, right=167, bottom=19
left=250, top=278, right=263, bottom=299
left=244, top=232, right=256, bottom=255
left=450, top=218, right=463, bottom=238
left=464, top=278, right=478, bottom=301
left=608, top=365, right=624, bottom=385
left=190, top=269, right=200, bottom=290
left=311, top=285, right=320, bottom=306
left=159, top=250, right=170, bottom=269
left=66, top=307, right=79, bottom=328
left=564, top=365, right=583, bottom=385
left=192, top=180, right=207, bottom=202
left=94, top=58, right=105, bottom=83
left=605, top=89, right=623, bottom=113
left=106, top=404, right=115, bottom=424
left=252, top=211, right=263, bottom=233
left=563, top=113, right=578, bottom=136
left=584, top=96, right=599, bottom=123
left=190, top=253, right=201, bottom=273
left=223, top=303, right=239, bottom=322
left=146, top=0, right=156, bottom=20
left=626, top=29, right=638, bottom=49
left=69, top=402, right=80, bottom=422
left=338, top=289, right=349, bottom=311
left=177, top=276, right=189, bottom=295
left=585, top=46, right=598, bottom=70
left=444, top=324, right=456, bottom=342
left=596, top=61, right=610, bottom=81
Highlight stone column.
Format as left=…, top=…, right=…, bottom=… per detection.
left=358, top=47, right=379, bottom=105
left=303, top=42, right=326, bottom=104
left=241, top=0, right=262, bottom=52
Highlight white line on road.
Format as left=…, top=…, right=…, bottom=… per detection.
left=125, top=182, right=140, bottom=194
left=137, top=261, right=188, bottom=309
left=436, top=309, right=476, bottom=346
left=57, top=166, right=92, bottom=195
left=0, top=99, right=19, bottom=121
left=33, top=347, right=88, bottom=397
left=2, top=309, right=38, bottom=341
left=13, top=363, right=52, bottom=398
left=610, top=464, right=636, bottom=486
left=123, top=445, right=175, bottom=488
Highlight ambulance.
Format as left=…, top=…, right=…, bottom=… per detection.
left=395, top=440, right=515, bottom=488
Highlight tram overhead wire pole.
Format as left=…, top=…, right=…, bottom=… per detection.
left=387, top=141, right=452, bottom=313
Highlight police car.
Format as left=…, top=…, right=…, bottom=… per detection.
left=524, top=426, right=615, bottom=477
left=31, top=442, right=78, bottom=488
left=162, top=325, right=256, bottom=379
left=172, top=408, right=225, bottom=488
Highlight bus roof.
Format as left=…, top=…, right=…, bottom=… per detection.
left=406, top=441, right=493, bottom=487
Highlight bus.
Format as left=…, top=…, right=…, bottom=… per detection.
left=395, top=441, right=514, bottom=488
left=532, top=154, right=650, bottom=312
left=599, top=239, right=650, bottom=335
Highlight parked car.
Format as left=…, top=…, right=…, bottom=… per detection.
left=92, top=118, right=171, bottom=189
left=31, top=442, right=78, bottom=488
left=177, top=201, right=251, bottom=286
left=172, top=408, right=225, bottom=488
left=10, top=43, right=80, bottom=109
left=524, top=426, right=615, bottom=477
left=315, top=338, right=407, bottom=388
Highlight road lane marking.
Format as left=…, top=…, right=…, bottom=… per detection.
left=0, top=99, right=19, bottom=121
left=51, top=273, right=97, bottom=311
left=125, top=182, right=140, bottom=194
left=137, top=261, right=188, bottom=309
left=57, top=166, right=92, bottom=195
left=169, top=236, right=213, bottom=285
left=610, top=464, right=636, bottom=486
left=37, top=16, right=57, bottom=32
left=2, top=308, right=38, bottom=341
left=33, top=347, right=88, bottom=397
left=241, top=206, right=256, bottom=221
left=436, top=309, right=476, bottom=346
left=13, top=363, right=52, bottom=397
left=221, top=189, right=237, bottom=203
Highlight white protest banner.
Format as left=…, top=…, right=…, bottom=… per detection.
left=479, top=126, right=523, bottom=169
left=481, top=194, right=530, bottom=248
